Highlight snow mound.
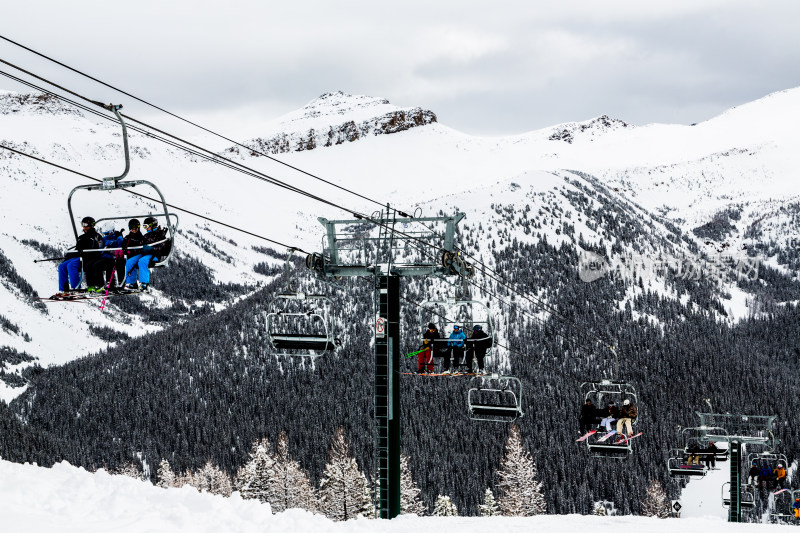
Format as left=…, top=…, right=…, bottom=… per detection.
left=0, top=458, right=768, bottom=533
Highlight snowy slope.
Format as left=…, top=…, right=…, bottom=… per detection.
left=0, top=458, right=768, bottom=533
left=2, top=86, right=800, bottom=400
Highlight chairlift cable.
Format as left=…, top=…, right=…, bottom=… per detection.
left=1, top=55, right=620, bottom=361
left=0, top=34, right=412, bottom=216
left=0, top=143, right=302, bottom=252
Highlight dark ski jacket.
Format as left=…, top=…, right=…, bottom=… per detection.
left=422, top=328, right=441, bottom=351
left=122, top=231, right=145, bottom=258
left=749, top=465, right=760, bottom=477
left=793, top=500, right=800, bottom=510
left=601, top=405, right=619, bottom=419
left=760, top=465, right=773, bottom=477
left=66, top=228, right=103, bottom=259
left=580, top=403, right=598, bottom=422
left=619, top=404, right=637, bottom=419
left=468, top=329, right=492, bottom=354
left=143, top=226, right=171, bottom=260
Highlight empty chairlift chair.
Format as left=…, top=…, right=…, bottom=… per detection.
left=721, top=483, right=756, bottom=509
left=467, top=374, right=523, bottom=422
left=266, top=293, right=339, bottom=356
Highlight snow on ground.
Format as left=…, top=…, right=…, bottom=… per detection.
left=0, top=458, right=776, bottom=533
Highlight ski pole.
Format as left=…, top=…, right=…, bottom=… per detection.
left=34, top=257, right=66, bottom=263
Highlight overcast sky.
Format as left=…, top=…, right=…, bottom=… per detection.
left=2, top=1, right=799, bottom=136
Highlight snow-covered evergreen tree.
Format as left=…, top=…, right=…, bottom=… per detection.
left=270, top=431, right=316, bottom=513
left=400, top=454, right=426, bottom=516
left=641, top=479, right=670, bottom=518
left=235, top=438, right=275, bottom=503
left=189, top=461, right=233, bottom=496
left=496, top=424, right=546, bottom=516
left=318, top=427, right=372, bottom=521
left=113, top=462, right=145, bottom=481
left=156, top=459, right=177, bottom=488
left=479, top=488, right=501, bottom=517
left=432, top=495, right=459, bottom=516
left=593, top=501, right=607, bottom=516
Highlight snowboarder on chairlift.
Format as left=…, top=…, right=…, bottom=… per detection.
left=419, top=323, right=439, bottom=374
left=465, top=324, right=491, bottom=374
left=702, top=441, right=718, bottom=469
left=442, top=325, right=466, bottom=374
left=775, top=463, right=787, bottom=490
left=793, top=498, right=800, bottom=519
left=57, top=216, right=103, bottom=293
left=123, top=217, right=170, bottom=291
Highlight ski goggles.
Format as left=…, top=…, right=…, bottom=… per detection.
left=144, top=222, right=158, bottom=230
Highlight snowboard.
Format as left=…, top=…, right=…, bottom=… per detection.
left=576, top=430, right=597, bottom=442
left=614, top=432, right=643, bottom=444
left=595, top=431, right=617, bottom=442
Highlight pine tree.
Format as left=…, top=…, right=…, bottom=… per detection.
left=479, top=488, right=501, bottom=517
left=432, top=495, right=459, bottom=516
left=190, top=461, right=233, bottom=496
left=235, top=438, right=275, bottom=503
left=592, top=501, right=607, bottom=516
left=400, top=454, right=426, bottom=516
left=496, top=424, right=546, bottom=516
left=318, top=427, right=373, bottom=521
left=641, top=479, right=670, bottom=518
left=270, top=431, right=316, bottom=513
left=156, top=459, right=177, bottom=488
left=113, top=462, right=145, bottom=481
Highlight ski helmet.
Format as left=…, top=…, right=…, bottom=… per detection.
left=473, top=324, right=482, bottom=331
left=128, top=218, right=141, bottom=230
left=143, top=216, right=158, bottom=229
left=81, top=216, right=95, bottom=228
left=623, top=399, right=630, bottom=406
left=427, top=323, right=436, bottom=330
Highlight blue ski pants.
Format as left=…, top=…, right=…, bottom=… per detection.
left=125, top=254, right=157, bottom=284
left=57, top=257, right=82, bottom=291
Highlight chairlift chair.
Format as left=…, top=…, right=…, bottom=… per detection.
left=721, top=483, right=756, bottom=509
left=667, top=448, right=707, bottom=478
left=467, top=374, right=523, bottom=422
left=265, top=292, right=339, bottom=357
left=417, top=298, right=495, bottom=372
left=580, top=380, right=639, bottom=458
left=65, top=104, right=176, bottom=287
left=746, top=451, right=788, bottom=468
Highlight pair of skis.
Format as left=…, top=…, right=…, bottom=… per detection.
left=38, top=287, right=146, bottom=302
left=576, top=430, right=642, bottom=444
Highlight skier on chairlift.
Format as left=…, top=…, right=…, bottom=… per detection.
left=89, top=226, right=124, bottom=292
left=418, top=323, right=439, bottom=374
left=579, top=399, right=599, bottom=435
left=56, top=216, right=102, bottom=293
left=748, top=461, right=760, bottom=486
left=599, top=401, right=618, bottom=434
left=123, top=217, right=170, bottom=291
left=465, top=324, right=490, bottom=374
left=615, top=399, right=637, bottom=440
left=793, top=497, right=800, bottom=519
left=443, top=324, right=466, bottom=375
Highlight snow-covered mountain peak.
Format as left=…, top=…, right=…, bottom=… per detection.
left=294, top=91, right=392, bottom=120
left=547, top=114, right=630, bottom=144
left=0, top=90, right=85, bottom=118
left=234, top=91, right=437, bottom=155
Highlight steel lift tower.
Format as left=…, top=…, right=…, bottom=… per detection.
left=308, top=208, right=471, bottom=518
